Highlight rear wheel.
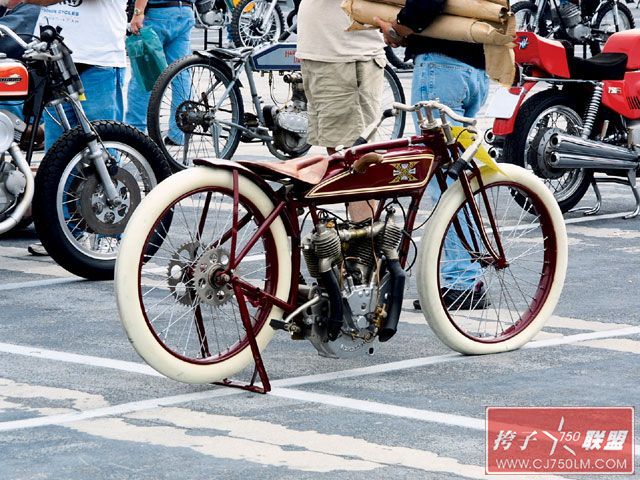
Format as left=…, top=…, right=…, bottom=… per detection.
left=418, top=164, right=567, bottom=354
left=501, top=91, right=592, bottom=212
left=115, top=166, right=292, bottom=384
left=147, top=54, right=244, bottom=171
left=512, top=1, right=538, bottom=31
left=381, top=65, right=406, bottom=141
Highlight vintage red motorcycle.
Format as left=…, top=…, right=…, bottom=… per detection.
left=487, top=29, right=640, bottom=216
left=115, top=101, right=568, bottom=390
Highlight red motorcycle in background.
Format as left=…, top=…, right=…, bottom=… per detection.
left=486, top=29, right=640, bottom=216
left=114, top=100, right=568, bottom=389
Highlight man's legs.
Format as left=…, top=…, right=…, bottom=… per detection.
left=411, top=53, right=490, bottom=307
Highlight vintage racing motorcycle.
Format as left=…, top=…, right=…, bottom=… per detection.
left=146, top=41, right=405, bottom=170
left=115, top=100, right=568, bottom=389
left=486, top=29, right=640, bottom=216
left=0, top=25, right=170, bottom=279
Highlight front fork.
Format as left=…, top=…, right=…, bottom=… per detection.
left=438, top=164, right=508, bottom=269
left=64, top=97, right=122, bottom=206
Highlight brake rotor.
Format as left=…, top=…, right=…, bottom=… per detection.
left=192, top=247, right=233, bottom=307
left=527, top=127, right=566, bottom=180
left=175, top=100, right=209, bottom=134
left=79, top=168, right=141, bottom=235
left=167, top=241, right=200, bottom=307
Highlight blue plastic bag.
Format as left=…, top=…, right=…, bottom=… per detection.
left=126, top=27, right=168, bottom=91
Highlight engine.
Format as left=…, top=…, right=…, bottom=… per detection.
left=263, top=72, right=310, bottom=157
left=297, top=208, right=404, bottom=358
left=0, top=111, right=27, bottom=216
left=194, top=0, right=226, bottom=27
left=556, top=1, right=591, bottom=42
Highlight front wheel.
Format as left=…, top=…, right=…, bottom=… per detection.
left=589, top=2, right=635, bottom=55
left=418, top=164, right=568, bottom=354
left=115, top=166, right=292, bottom=384
left=32, top=121, right=171, bottom=280
left=230, top=0, right=285, bottom=47
left=381, top=65, right=406, bottom=141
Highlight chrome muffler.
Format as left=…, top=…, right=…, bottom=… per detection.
left=548, top=133, right=639, bottom=170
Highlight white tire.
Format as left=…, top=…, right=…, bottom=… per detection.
left=417, top=164, right=568, bottom=354
left=115, top=166, right=291, bottom=383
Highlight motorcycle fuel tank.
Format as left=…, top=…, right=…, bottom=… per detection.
left=305, top=145, right=436, bottom=201
left=251, top=43, right=300, bottom=72
left=0, top=59, right=28, bottom=99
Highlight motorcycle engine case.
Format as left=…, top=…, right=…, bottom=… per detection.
left=0, top=160, right=25, bottom=215
left=0, top=111, right=15, bottom=152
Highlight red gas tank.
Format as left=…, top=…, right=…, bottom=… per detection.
left=0, top=59, right=29, bottom=99
left=603, top=30, right=640, bottom=70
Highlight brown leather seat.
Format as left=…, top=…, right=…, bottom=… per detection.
left=237, top=155, right=329, bottom=185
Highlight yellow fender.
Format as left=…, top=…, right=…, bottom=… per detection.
left=450, top=126, right=506, bottom=176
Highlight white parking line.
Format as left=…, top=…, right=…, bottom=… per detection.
left=1, top=325, right=639, bottom=435
left=0, top=277, right=83, bottom=291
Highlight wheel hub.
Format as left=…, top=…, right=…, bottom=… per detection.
left=175, top=100, right=210, bottom=133
left=79, top=168, right=141, bottom=235
left=193, top=247, right=233, bottom=307
left=528, top=127, right=566, bottom=180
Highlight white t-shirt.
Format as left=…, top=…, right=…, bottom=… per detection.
left=37, top=0, right=127, bottom=68
left=296, top=0, right=385, bottom=63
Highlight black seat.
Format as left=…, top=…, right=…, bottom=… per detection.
left=561, top=42, right=628, bottom=80
left=569, top=53, right=628, bottom=80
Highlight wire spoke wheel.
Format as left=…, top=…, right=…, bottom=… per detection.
left=378, top=65, right=406, bottom=141
left=116, top=167, right=291, bottom=383
left=525, top=105, right=586, bottom=204
left=231, top=0, right=285, bottom=47
left=419, top=165, right=567, bottom=354
left=147, top=55, right=243, bottom=170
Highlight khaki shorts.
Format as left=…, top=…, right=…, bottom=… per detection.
left=301, top=57, right=385, bottom=149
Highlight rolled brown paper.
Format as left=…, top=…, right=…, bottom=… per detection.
left=369, top=0, right=508, bottom=23
left=484, top=43, right=516, bottom=85
left=343, top=0, right=514, bottom=45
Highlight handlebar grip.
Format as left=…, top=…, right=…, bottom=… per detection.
left=352, top=152, right=384, bottom=174
left=447, top=159, right=467, bottom=180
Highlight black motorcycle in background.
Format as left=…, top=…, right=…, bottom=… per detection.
left=0, top=25, right=170, bottom=279
left=512, top=0, right=635, bottom=55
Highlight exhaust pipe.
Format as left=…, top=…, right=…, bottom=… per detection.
left=548, top=133, right=639, bottom=170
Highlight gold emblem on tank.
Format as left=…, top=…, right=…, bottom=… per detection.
left=390, top=162, right=418, bottom=183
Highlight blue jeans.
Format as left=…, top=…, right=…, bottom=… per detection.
left=412, top=53, right=489, bottom=290
left=0, top=102, right=24, bottom=121
left=44, top=66, right=126, bottom=151
left=125, top=6, right=195, bottom=141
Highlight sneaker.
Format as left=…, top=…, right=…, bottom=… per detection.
left=28, top=242, right=49, bottom=256
left=414, top=283, right=491, bottom=311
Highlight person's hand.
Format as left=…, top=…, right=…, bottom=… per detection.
left=374, top=16, right=412, bottom=48
left=130, top=14, right=144, bottom=35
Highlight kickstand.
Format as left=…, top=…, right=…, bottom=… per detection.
left=569, top=179, right=602, bottom=216
left=624, top=170, right=640, bottom=219
left=570, top=172, right=640, bottom=219
left=213, top=284, right=272, bottom=394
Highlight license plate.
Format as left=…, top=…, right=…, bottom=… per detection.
left=485, top=87, right=526, bottom=119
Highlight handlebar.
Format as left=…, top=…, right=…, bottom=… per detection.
left=0, top=24, right=30, bottom=49
left=391, top=101, right=477, bottom=127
